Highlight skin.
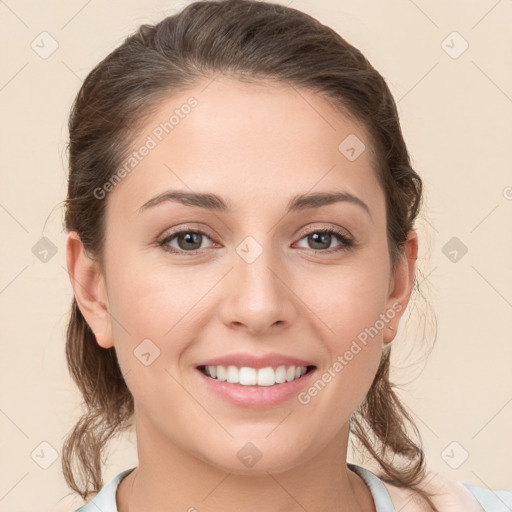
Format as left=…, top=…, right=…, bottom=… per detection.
left=67, top=76, right=420, bottom=512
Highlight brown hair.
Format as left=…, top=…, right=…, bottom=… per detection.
left=63, top=0, right=438, bottom=509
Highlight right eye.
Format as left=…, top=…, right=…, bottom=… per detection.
left=159, top=229, right=216, bottom=254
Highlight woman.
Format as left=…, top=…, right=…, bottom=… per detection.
left=62, top=1, right=511, bottom=511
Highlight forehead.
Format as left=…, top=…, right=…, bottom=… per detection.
left=106, top=76, right=385, bottom=221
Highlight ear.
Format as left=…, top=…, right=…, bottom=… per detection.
left=65, top=231, right=114, bottom=349
left=383, top=229, right=418, bottom=345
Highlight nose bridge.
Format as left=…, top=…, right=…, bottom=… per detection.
left=220, top=230, right=296, bottom=333
left=235, top=232, right=283, bottom=304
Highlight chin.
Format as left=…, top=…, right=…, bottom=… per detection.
left=198, top=443, right=309, bottom=476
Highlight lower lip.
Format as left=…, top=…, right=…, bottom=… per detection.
left=196, top=368, right=316, bottom=408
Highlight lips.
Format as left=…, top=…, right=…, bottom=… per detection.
left=194, top=352, right=317, bottom=407
left=196, top=363, right=317, bottom=408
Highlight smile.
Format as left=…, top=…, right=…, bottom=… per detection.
left=198, top=364, right=315, bottom=386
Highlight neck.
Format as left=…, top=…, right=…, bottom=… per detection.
left=117, top=415, right=375, bottom=512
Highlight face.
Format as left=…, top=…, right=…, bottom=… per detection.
left=68, top=76, right=416, bottom=475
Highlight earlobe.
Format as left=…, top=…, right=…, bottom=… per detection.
left=383, top=230, right=418, bottom=345
left=65, top=231, right=114, bottom=349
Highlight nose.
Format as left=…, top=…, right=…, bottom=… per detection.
left=218, top=239, right=297, bottom=336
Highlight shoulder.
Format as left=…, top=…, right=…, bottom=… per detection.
left=378, top=469, right=490, bottom=512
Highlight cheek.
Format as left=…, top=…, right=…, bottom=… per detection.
left=106, top=253, right=219, bottom=377
left=106, top=269, right=199, bottom=418
left=108, top=246, right=198, bottom=329
left=296, top=264, right=388, bottom=425
left=307, top=256, right=391, bottom=343
left=298, top=255, right=390, bottom=400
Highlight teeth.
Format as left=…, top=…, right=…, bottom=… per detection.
left=203, top=365, right=309, bottom=386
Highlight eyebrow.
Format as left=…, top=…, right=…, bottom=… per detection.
left=138, top=189, right=372, bottom=219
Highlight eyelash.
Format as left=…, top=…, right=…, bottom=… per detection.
left=158, top=227, right=355, bottom=255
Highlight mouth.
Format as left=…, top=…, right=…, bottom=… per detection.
left=197, top=364, right=317, bottom=387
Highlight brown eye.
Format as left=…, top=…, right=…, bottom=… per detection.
left=295, top=228, right=354, bottom=253
left=160, top=230, right=214, bottom=253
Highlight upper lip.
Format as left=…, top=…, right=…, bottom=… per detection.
left=197, top=352, right=316, bottom=369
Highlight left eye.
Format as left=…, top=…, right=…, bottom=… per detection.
left=295, top=229, right=353, bottom=252
left=159, top=228, right=353, bottom=254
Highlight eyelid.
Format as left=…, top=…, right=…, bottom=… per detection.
left=159, top=223, right=216, bottom=239
left=295, top=223, right=352, bottom=241
left=159, top=223, right=352, bottom=241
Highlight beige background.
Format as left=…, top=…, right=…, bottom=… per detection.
left=1, top=1, right=511, bottom=511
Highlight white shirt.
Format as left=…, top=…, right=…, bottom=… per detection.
left=71, top=464, right=512, bottom=511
